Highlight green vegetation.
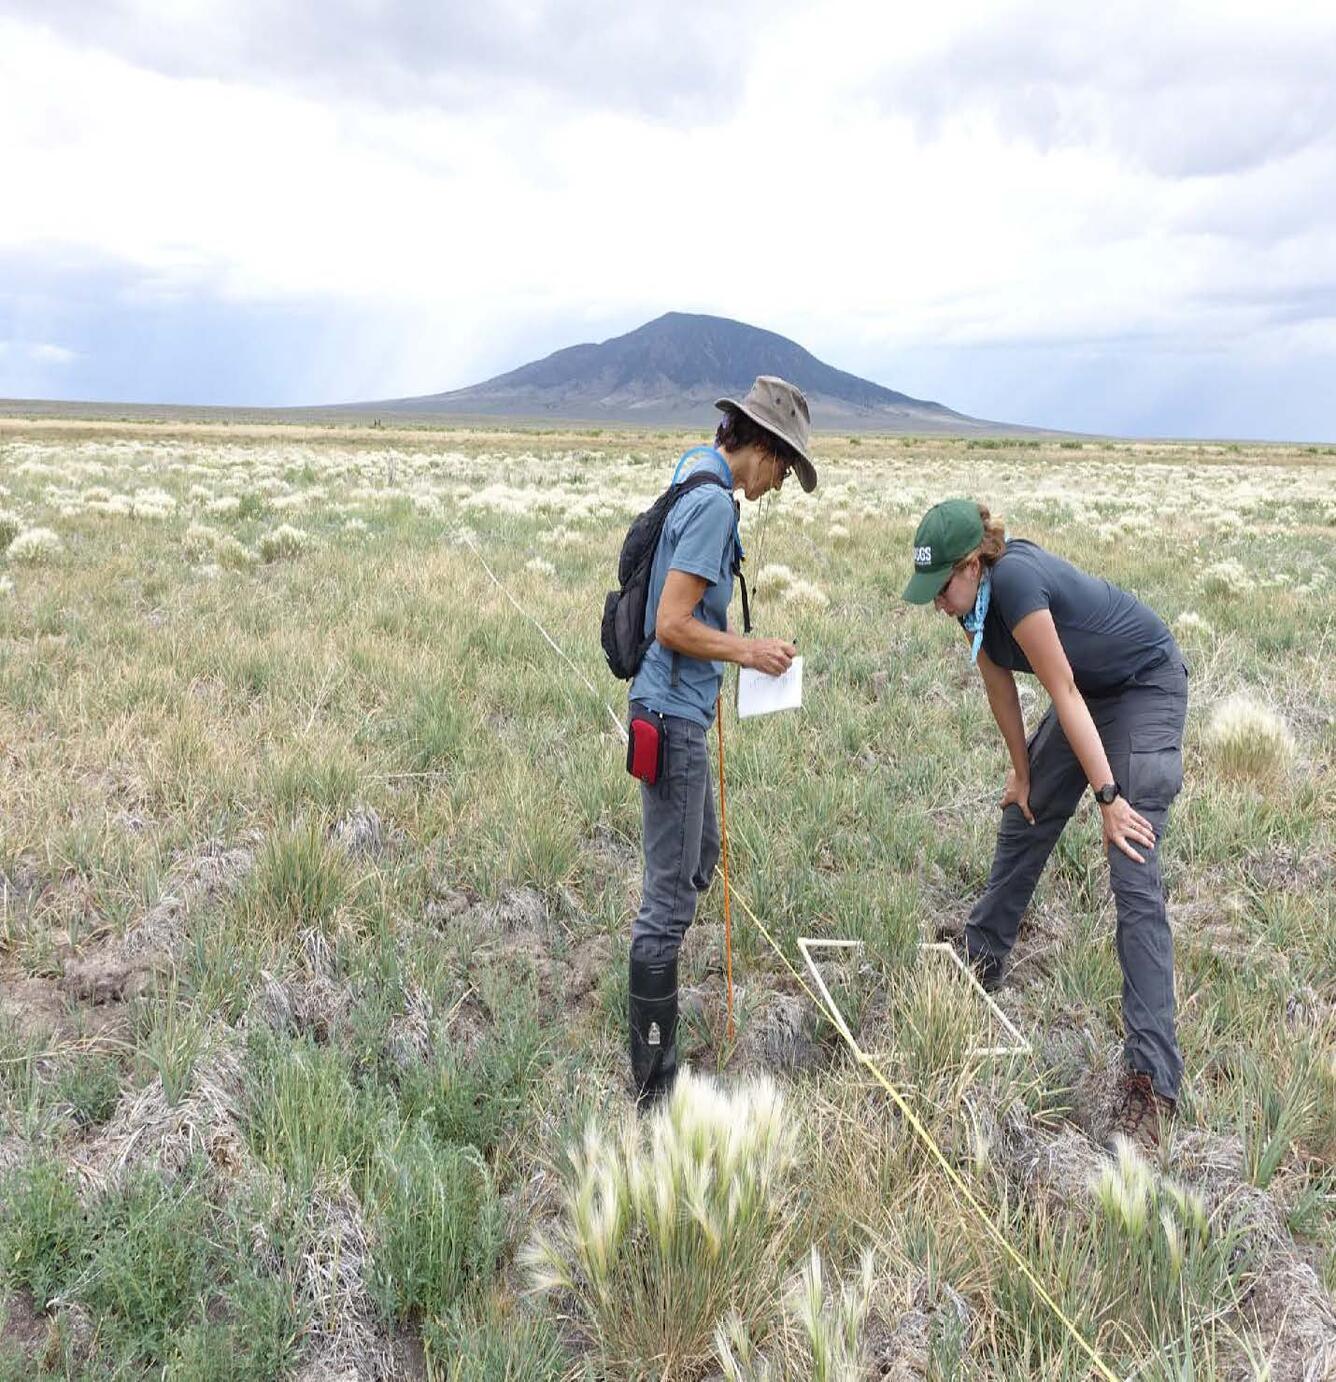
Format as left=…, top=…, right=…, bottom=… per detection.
left=0, top=421, right=1330, bottom=1376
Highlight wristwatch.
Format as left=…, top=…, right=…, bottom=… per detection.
left=1093, top=782, right=1121, bottom=805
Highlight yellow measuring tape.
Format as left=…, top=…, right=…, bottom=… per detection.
left=726, top=881, right=1120, bottom=1382
left=457, top=529, right=1119, bottom=1380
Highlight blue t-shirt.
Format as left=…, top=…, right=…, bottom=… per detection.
left=975, top=539, right=1178, bottom=697
left=629, top=449, right=739, bottom=728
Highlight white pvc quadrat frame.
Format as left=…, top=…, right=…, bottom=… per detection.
left=798, top=938, right=1031, bottom=1059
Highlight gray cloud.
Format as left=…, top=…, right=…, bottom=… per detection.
left=11, top=0, right=786, bottom=121
left=871, top=4, right=1336, bottom=179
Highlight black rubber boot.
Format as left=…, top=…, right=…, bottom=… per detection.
left=629, top=954, right=678, bottom=1111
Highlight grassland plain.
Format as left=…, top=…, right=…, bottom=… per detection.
left=0, top=419, right=1331, bottom=1380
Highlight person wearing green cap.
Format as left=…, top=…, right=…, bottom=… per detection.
left=904, top=499, right=1189, bottom=1155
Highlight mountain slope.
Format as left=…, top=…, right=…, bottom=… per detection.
left=360, top=312, right=1034, bottom=433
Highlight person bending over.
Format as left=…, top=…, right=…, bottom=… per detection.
left=903, top=499, right=1189, bottom=1154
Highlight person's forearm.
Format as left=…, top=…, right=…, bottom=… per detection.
left=658, top=613, right=752, bottom=667
left=1050, top=684, right=1113, bottom=789
left=983, top=671, right=1029, bottom=776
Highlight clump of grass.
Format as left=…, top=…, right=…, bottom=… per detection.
left=781, top=577, right=829, bottom=608
left=1204, top=695, right=1294, bottom=780
left=1202, top=558, right=1254, bottom=597
left=1173, top=609, right=1212, bottom=637
left=715, top=1246, right=874, bottom=1382
left=524, top=1070, right=798, bottom=1376
left=400, top=682, right=470, bottom=772
left=0, top=509, right=22, bottom=551
left=396, top=977, right=548, bottom=1155
left=52, top=1051, right=124, bottom=1128
left=1090, top=1139, right=1243, bottom=1343
left=755, top=563, right=795, bottom=596
left=365, top=1130, right=504, bottom=1322
left=135, top=976, right=208, bottom=1107
left=0, top=1159, right=87, bottom=1306
left=183, top=520, right=220, bottom=560
left=78, top=1167, right=219, bottom=1361
left=423, top=1296, right=566, bottom=1380
left=248, top=821, right=355, bottom=938
left=257, top=522, right=310, bottom=562
left=1235, top=1048, right=1321, bottom=1188
left=243, top=1030, right=385, bottom=1188
left=879, top=956, right=983, bottom=1101
left=6, top=526, right=63, bottom=565
left=0, top=1159, right=299, bottom=1375
left=215, top=532, right=255, bottom=569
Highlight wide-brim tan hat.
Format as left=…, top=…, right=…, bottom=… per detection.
left=715, top=375, right=818, bottom=492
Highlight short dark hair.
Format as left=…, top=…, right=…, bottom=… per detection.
left=714, top=407, right=803, bottom=471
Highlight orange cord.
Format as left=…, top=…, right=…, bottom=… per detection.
left=716, top=691, right=734, bottom=1040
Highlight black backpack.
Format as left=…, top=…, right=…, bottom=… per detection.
left=600, top=472, right=751, bottom=680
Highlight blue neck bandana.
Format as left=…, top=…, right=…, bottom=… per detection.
left=960, top=570, right=992, bottom=664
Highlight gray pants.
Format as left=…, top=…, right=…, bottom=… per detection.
left=966, top=661, right=1189, bottom=1101
left=630, top=707, right=720, bottom=965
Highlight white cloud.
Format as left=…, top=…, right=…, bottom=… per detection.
left=0, top=340, right=79, bottom=364
left=0, top=2, right=1334, bottom=432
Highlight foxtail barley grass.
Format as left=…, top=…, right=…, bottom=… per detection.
left=1204, top=695, right=1295, bottom=780
left=524, top=1069, right=798, bottom=1377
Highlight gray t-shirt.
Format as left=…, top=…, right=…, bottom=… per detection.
left=973, top=540, right=1177, bottom=696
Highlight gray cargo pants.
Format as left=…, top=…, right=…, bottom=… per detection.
left=630, top=707, right=721, bottom=965
left=966, top=660, right=1189, bottom=1101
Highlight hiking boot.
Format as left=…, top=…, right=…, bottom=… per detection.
left=935, top=924, right=1003, bottom=993
left=629, top=955, right=678, bottom=1112
left=1104, top=1070, right=1175, bottom=1156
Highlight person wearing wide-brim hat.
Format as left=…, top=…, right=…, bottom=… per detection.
left=626, top=376, right=817, bottom=1109
left=903, top=499, right=1189, bottom=1155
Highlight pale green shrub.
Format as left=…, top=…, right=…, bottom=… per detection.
left=1202, top=558, right=1254, bottom=597
left=7, top=527, right=62, bottom=565
left=257, top=523, right=309, bottom=562
left=183, top=522, right=219, bottom=560
left=215, top=534, right=256, bottom=570
left=1173, top=609, right=1212, bottom=637
left=524, top=1070, right=798, bottom=1376
left=781, top=577, right=829, bottom=609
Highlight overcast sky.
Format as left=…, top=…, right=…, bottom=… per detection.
left=3, top=0, right=1334, bottom=439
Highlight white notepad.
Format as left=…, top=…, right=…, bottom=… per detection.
left=737, top=656, right=804, bottom=719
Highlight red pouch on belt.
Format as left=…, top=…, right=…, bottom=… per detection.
left=627, top=711, right=666, bottom=786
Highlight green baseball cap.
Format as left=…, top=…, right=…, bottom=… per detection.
left=902, top=499, right=985, bottom=604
